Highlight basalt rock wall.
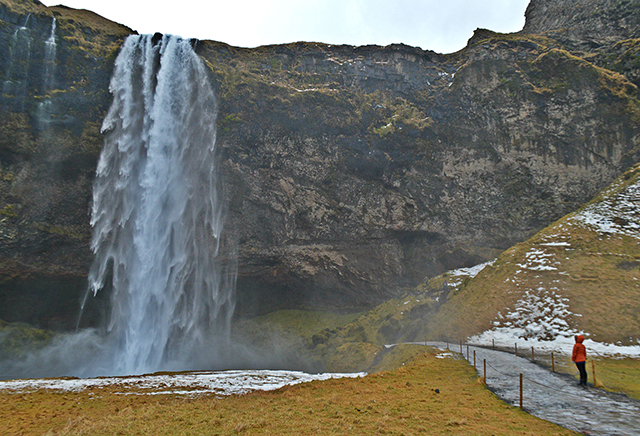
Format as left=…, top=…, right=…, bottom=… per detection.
left=0, top=0, right=131, bottom=328
left=0, top=0, right=639, bottom=327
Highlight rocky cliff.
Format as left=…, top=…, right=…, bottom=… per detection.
left=0, top=0, right=131, bottom=328
left=522, top=0, right=640, bottom=48
left=0, top=0, right=638, bottom=328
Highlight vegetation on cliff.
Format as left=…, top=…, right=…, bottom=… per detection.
left=1, top=0, right=639, bottom=360
left=194, top=7, right=640, bottom=313
left=0, top=0, right=133, bottom=329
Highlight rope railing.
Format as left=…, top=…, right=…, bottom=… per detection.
left=481, top=357, right=590, bottom=399
left=431, top=340, right=612, bottom=409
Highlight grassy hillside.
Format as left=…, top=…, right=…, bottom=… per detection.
left=425, top=162, right=640, bottom=345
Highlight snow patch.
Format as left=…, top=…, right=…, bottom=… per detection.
left=449, top=260, right=495, bottom=279
left=540, top=241, right=571, bottom=247
left=482, top=288, right=578, bottom=342
left=570, top=178, right=640, bottom=239
left=0, top=370, right=365, bottom=396
left=516, top=248, right=560, bottom=271
left=435, top=352, right=454, bottom=359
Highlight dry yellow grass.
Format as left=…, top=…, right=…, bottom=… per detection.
left=0, top=347, right=578, bottom=436
left=542, top=354, right=640, bottom=401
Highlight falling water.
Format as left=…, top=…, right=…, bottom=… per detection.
left=86, top=34, right=235, bottom=376
left=2, top=14, right=33, bottom=110
left=37, top=17, right=57, bottom=127
left=42, top=17, right=56, bottom=92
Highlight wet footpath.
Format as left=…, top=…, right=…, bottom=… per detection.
left=448, top=343, right=640, bottom=436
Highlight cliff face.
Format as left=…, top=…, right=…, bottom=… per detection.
left=0, top=0, right=639, bottom=328
left=206, top=0, right=640, bottom=314
left=0, top=0, right=132, bottom=328
left=522, top=0, right=640, bottom=45
left=521, top=0, right=640, bottom=87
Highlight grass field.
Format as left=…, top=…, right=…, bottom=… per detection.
left=533, top=352, right=640, bottom=401
left=0, top=346, right=578, bottom=436
left=492, top=345, right=640, bottom=401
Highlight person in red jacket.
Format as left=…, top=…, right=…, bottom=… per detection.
left=572, top=334, right=588, bottom=386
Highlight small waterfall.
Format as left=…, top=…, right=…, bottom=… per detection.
left=2, top=14, right=33, bottom=110
left=42, top=17, right=57, bottom=92
left=37, top=17, right=57, bottom=127
left=86, top=34, right=235, bottom=376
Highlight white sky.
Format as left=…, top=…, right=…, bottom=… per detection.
left=39, top=0, right=531, bottom=54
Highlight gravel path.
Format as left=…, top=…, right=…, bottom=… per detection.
left=413, top=342, right=640, bottom=435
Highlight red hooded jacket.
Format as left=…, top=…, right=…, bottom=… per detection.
left=572, top=335, right=587, bottom=363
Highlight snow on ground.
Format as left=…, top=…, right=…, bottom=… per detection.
left=466, top=175, right=640, bottom=358
left=449, top=260, right=495, bottom=278
left=0, top=370, right=365, bottom=396
left=468, top=268, right=640, bottom=359
left=570, top=176, right=640, bottom=240
left=491, top=288, right=577, bottom=339
left=445, top=260, right=495, bottom=287
left=470, top=328, right=640, bottom=359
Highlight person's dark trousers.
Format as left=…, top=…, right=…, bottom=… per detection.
left=576, top=362, right=587, bottom=385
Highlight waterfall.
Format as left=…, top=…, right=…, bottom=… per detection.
left=42, top=17, right=56, bottom=92
left=2, top=14, right=33, bottom=111
left=37, top=17, right=57, bottom=127
left=86, top=34, right=235, bottom=376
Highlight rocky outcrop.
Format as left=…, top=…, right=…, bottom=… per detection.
left=522, top=0, right=640, bottom=46
left=0, top=0, right=639, bottom=327
left=521, top=0, right=640, bottom=87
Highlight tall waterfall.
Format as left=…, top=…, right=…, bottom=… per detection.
left=87, top=34, right=235, bottom=376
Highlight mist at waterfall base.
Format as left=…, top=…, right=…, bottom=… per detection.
left=1, top=34, right=304, bottom=379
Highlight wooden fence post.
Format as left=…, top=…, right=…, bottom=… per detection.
left=515, top=343, right=518, bottom=356
left=591, top=360, right=597, bottom=386
left=551, top=352, right=555, bottom=373
left=483, top=359, right=487, bottom=384
left=474, top=350, right=476, bottom=369
left=531, top=346, right=535, bottom=363
left=519, top=374, right=523, bottom=409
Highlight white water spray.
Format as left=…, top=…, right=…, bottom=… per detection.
left=86, top=34, right=235, bottom=376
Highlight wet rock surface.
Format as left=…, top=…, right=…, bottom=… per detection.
left=1, top=0, right=640, bottom=326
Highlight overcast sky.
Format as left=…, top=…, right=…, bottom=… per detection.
left=40, top=0, right=531, bottom=54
